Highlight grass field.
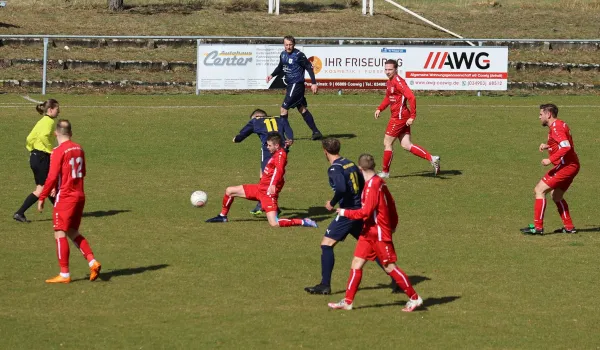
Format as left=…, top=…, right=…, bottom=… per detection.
left=1, top=93, right=600, bottom=348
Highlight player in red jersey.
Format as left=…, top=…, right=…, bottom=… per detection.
left=327, top=154, right=423, bottom=312
left=37, top=119, right=102, bottom=284
left=521, top=104, right=580, bottom=235
left=375, top=59, right=440, bottom=178
left=206, top=132, right=318, bottom=228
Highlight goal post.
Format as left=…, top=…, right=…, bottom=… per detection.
left=362, top=0, right=374, bottom=15
left=267, top=0, right=280, bottom=14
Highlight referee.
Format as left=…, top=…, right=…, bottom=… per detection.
left=13, top=99, right=59, bottom=223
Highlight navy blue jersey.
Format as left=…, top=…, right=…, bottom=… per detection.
left=234, top=116, right=294, bottom=145
left=271, top=49, right=316, bottom=85
left=328, top=157, right=364, bottom=209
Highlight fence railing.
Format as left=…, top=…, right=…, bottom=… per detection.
left=2, top=35, right=599, bottom=94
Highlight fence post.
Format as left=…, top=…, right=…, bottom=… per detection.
left=196, top=39, right=201, bottom=95
left=477, top=40, right=482, bottom=97
left=42, top=37, right=48, bottom=95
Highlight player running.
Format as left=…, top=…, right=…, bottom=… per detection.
left=375, top=59, right=440, bottom=178
left=327, top=154, right=423, bottom=312
left=266, top=35, right=323, bottom=140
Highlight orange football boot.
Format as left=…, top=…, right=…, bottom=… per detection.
left=45, top=275, right=71, bottom=284
left=89, top=260, right=102, bottom=281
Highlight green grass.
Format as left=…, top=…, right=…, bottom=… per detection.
left=1, top=93, right=600, bottom=348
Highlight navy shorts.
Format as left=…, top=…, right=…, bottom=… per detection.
left=282, top=82, right=308, bottom=110
left=325, top=215, right=363, bottom=242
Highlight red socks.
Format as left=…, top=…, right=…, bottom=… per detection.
left=56, top=237, right=70, bottom=274
left=382, top=150, right=393, bottom=173
left=344, top=269, right=363, bottom=304
left=278, top=218, right=303, bottom=227
left=72, top=235, right=95, bottom=263
left=220, top=194, right=234, bottom=216
left=555, top=199, right=574, bottom=230
left=409, top=144, right=433, bottom=161
left=389, top=267, right=418, bottom=299
left=534, top=198, right=546, bottom=230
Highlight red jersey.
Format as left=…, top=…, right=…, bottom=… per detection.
left=341, top=175, right=398, bottom=241
left=259, top=148, right=286, bottom=194
left=547, top=119, right=579, bottom=166
left=39, top=140, right=86, bottom=203
left=377, top=74, right=416, bottom=121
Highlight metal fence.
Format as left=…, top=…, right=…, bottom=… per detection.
left=2, top=35, right=599, bottom=95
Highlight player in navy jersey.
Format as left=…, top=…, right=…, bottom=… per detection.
left=233, top=109, right=294, bottom=215
left=304, top=138, right=365, bottom=295
left=266, top=35, right=323, bottom=140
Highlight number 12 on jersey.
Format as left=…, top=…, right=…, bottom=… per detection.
left=69, top=157, right=84, bottom=178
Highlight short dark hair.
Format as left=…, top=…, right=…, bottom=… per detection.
left=250, top=108, right=267, bottom=119
left=385, top=59, right=398, bottom=69
left=266, top=132, right=282, bottom=146
left=56, top=119, right=72, bottom=136
left=322, top=137, right=341, bottom=155
left=358, top=153, right=375, bottom=170
left=540, top=103, right=559, bottom=118
left=283, top=35, right=295, bottom=44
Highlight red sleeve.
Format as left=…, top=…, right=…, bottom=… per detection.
left=378, top=94, right=390, bottom=112
left=549, top=124, right=572, bottom=163
left=398, top=78, right=417, bottom=119
left=343, top=179, right=380, bottom=220
left=38, top=150, right=61, bottom=201
left=270, top=150, right=286, bottom=188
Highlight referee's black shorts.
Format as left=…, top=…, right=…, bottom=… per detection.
left=30, top=150, right=51, bottom=186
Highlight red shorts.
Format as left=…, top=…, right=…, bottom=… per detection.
left=385, top=118, right=411, bottom=138
left=353, top=235, right=398, bottom=265
left=542, top=162, right=580, bottom=191
left=243, top=184, right=279, bottom=213
left=53, top=200, right=85, bottom=232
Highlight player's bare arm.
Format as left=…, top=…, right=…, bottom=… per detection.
left=374, top=109, right=381, bottom=119
left=311, top=84, right=318, bottom=94
left=541, top=159, right=552, bottom=166
left=325, top=201, right=334, bottom=211
left=37, top=200, right=44, bottom=212
left=539, top=143, right=549, bottom=152
left=406, top=118, right=414, bottom=126
left=266, top=75, right=272, bottom=83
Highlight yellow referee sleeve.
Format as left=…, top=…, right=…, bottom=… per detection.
left=26, top=116, right=56, bottom=153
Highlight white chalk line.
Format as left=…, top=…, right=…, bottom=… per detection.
left=20, top=95, right=43, bottom=104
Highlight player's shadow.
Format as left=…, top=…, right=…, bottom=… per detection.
left=294, top=133, right=357, bottom=141
left=83, top=209, right=132, bottom=218
left=98, top=264, right=169, bottom=281
left=279, top=206, right=333, bottom=222
left=333, top=275, right=431, bottom=295
left=354, top=295, right=461, bottom=310
left=391, top=169, right=462, bottom=180
left=37, top=209, right=131, bottom=222
left=541, top=226, right=600, bottom=235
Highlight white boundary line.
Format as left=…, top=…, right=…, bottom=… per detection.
left=1, top=104, right=600, bottom=109
left=20, top=95, right=43, bottom=104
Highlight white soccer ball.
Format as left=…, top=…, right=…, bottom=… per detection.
left=64, top=45, right=70, bottom=51
left=190, top=191, right=208, bottom=207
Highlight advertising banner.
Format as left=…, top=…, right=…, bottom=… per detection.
left=196, top=44, right=507, bottom=91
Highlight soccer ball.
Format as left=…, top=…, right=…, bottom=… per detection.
left=190, top=191, right=208, bottom=207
